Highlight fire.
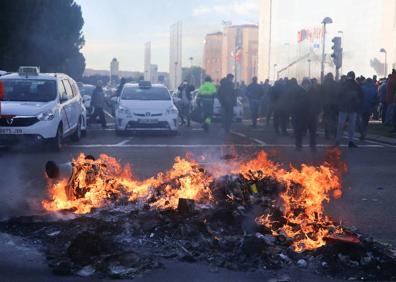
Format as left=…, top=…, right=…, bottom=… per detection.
left=42, top=154, right=213, bottom=214
left=42, top=150, right=346, bottom=252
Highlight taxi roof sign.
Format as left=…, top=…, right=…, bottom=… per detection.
left=18, top=66, right=40, bottom=77
left=138, top=80, right=152, bottom=88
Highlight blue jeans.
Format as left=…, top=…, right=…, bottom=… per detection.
left=336, top=112, right=357, bottom=143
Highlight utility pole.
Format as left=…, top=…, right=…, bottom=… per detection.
left=321, top=17, right=333, bottom=82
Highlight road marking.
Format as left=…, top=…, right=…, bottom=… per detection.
left=230, top=131, right=247, bottom=138
left=116, top=139, right=131, bottom=146
left=104, top=110, right=114, bottom=119
left=68, top=144, right=385, bottom=149
left=231, top=131, right=268, bottom=146
left=252, top=138, right=267, bottom=146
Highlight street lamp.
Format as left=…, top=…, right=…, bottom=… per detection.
left=380, top=48, right=388, bottom=77
left=273, top=64, right=278, bottom=81
left=321, top=17, right=333, bottom=82
left=308, top=59, right=312, bottom=78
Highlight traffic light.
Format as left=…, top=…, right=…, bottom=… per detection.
left=331, top=37, right=343, bottom=69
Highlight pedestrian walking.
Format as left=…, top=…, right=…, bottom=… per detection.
left=246, top=77, right=263, bottom=127
left=358, top=78, right=379, bottom=140
left=178, top=80, right=195, bottom=127
left=291, top=78, right=321, bottom=151
left=90, top=80, right=107, bottom=128
left=378, top=76, right=389, bottom=124
left=321, top=73, right=338, bottom=139
left=335, top=71, right=363, bottom=148
left=115, top=78, right=126, bottom=97
left=260, top=79, right=272, bottom=125
left=218, top=74, right=237, bottom=133
left=273, top=79, right=291, bottom=135
left=197, top=76, right=216, bottom=132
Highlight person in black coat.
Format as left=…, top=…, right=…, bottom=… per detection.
left=90, top=80, right=107, bottom=128
left=291, top=78, right=322, bottom=151
left=246, top=77, right=263, bottom=127
left=218, top=74, right=236, bottom=133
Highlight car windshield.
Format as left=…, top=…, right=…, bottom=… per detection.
left=122, top=87, right=171, bottom=101
left=1, top=79, right=57, bottom=102
left=80, top=85, right=95, bottom=96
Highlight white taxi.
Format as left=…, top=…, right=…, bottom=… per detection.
left=115, top=81, right=178, bottom=135
left=0, top=67, right=87, bottom=150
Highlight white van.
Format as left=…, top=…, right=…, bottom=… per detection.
left=0, top=67, right=87, bottom=150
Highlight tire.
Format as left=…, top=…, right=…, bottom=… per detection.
left=71, top=118, right=82, bottom=142
left=50, top=125, right=63, bottom=151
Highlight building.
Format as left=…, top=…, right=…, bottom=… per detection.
left=150, top=64, right=158, bottom=83
left=222, top=25, right=259, bottom=83
left=110, top=58, right=119, bottom=85
left=144, top=42, right=151, bottom=81
left=380, top=0, right=396, bottom=74
left=169, top=21, right=183, bottom=90
left=203, top=32, right=223, bottom=83
left=258, top=0, right=272, bottom=81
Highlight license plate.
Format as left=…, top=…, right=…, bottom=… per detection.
left=138, top=119, right=158, bottom=124
left=0, top=128, right=23, bottom=135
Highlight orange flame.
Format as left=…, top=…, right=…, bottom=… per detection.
left=42, top=150, right=346, bottom=252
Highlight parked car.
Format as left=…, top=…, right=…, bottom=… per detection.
left=191, top=91, right=244, bottom=122
left=79, top=84, right=95, bottom=115
left=115, top=81, right=178, bottom=135
left=0, top=66, right=87, bottom=150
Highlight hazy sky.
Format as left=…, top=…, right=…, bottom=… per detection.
left=77, top=0, right=384, bottom=75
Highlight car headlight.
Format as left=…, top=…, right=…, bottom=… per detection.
left=37, top=110, right=55, bottom=121
left=166, top=106, right=178, bottom=115
left=118, top=106, right=131, bottom=115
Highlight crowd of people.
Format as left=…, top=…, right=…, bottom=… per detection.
left=176, top=70, right=396, bottom=151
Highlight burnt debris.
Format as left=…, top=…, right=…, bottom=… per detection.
left=0, top=174, right=395, bottom=280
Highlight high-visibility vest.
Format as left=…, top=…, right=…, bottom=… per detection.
left=198, top=82, right=216, bottom=98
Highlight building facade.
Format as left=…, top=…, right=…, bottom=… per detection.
left=203, top=32, right=223, bottom=83
left=169, top=21, right=183, bottom=90
left=381, top=0, right=396, bottom=74
left=258, top=0, right=272, bottom=82
left=144, top=42, right=151, bottom=81
left=222, top=25, right=259, bottom=83
left=110, top=58, right=119, bottom=85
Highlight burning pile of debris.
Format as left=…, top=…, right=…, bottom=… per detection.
left=0, top=151, right=395, bottom=280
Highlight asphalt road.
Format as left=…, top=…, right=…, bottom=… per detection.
left=0, top=115, right=395, bottom=281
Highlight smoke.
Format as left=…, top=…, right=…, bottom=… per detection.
left=0, top=150, right=47, bottom=220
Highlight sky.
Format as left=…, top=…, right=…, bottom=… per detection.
left=76, top=0, right=385, bottom=76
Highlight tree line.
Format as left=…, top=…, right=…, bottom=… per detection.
left=0, top=0, right=85, bottom=80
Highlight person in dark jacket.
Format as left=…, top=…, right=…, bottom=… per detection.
left=178, top=81, right=195, bottom=127
left=335, top=71, right=364, bottom=148
left=115, top=78, right=126, bottom=97
left=246, top=77, right=263, bottom=127
left=271, top=79, right=289, bottom=135
left=358, top=78, right=379, bottom=140
left=321, top=73, right=338, bottom=139
left=291, top=78, right=321, bottom=151
left=90, top=80, right=107, bottom=128
left=218, top=74, right=236, bottom=133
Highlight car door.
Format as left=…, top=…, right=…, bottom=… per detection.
left=59, top=79, right=73, bottom=134
left=65, top=79, right=81, bottom=126
left=61, top=79, right=77, bottom=132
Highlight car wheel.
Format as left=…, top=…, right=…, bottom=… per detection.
left=71, top=118, right=82, bottom=142
left=50, top=125, right=63, bottom=151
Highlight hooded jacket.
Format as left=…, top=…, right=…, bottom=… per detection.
left=337, top=79, right=364, bottom=113
left=218, top=78, right=236, bottom=108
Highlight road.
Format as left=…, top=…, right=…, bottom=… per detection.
left=0, top=115, right=395, bottom=281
